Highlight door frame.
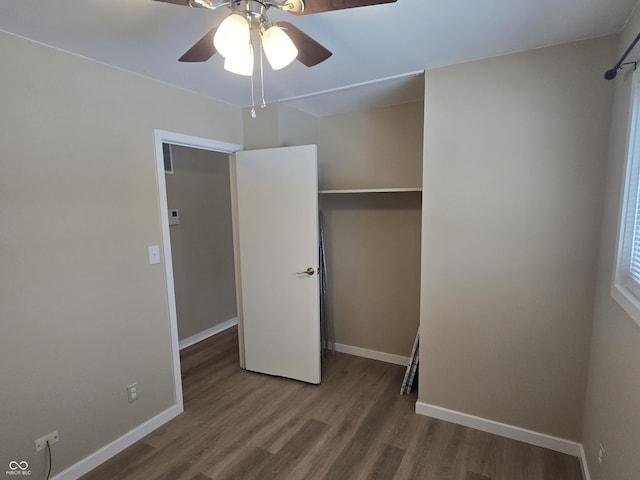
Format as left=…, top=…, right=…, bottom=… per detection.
left=153, top=129, right=242, bottom=410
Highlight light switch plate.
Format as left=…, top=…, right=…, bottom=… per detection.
left=169, top=209, right=180, bottom=226
left=148, top=245, right=160, bottom=265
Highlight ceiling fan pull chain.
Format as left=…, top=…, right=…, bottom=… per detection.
left=259, top=39, right=267, bottom=109
left=250, top=27, right=262, bottom=118
left=250, top=67, right=257, bottom=118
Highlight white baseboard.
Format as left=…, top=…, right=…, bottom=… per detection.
left=330, top=342, right=409, bottom=366
left=415, top=401, right=582, bottom=458
left=179, top=317, right=238, bottom=350
left=53, top=404, right=182, bottom=480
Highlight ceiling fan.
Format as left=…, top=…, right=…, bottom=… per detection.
left=153, top=0, right=398, bottom=68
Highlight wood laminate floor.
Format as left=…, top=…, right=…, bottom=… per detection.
left=81, top=327, right=583, bottom=480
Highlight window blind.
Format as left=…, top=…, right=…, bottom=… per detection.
left=625, top=78, right=640, bottom=285
left=631, top=192, right=640, bottom=282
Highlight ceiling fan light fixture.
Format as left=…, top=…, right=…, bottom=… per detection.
left=261, top=25, right=298, bottom=70
left=213, top=13, right=250, bottom=58
left=224, top=43, right=254, bottom=76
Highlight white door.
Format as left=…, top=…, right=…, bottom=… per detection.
left=233, top=145, right=321, bottom=384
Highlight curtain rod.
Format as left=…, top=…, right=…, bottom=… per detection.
left=605, top=31, right=640, bottom=80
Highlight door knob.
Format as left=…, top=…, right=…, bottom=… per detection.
left=296, top=267, right=316, bottom=276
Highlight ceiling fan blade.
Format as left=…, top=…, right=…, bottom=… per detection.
left=279, top=22, right=332, bottom=67
left=178, top=27, right=218, bottom=62
left=293, top=0, right=397, bottom=15
left=153, top=0, right=191, bottom=6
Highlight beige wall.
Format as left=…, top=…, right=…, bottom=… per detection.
left=279, top=104, right=320, bottom=148
left=242, top=103, right=281, bottom=150
left=319, top=192, right=422, bottom=355
left=419, top=36, right=616, bottom=441
left=242, top=102, right=319, bottom=149
left=581, top=9, right=640, bottom=479
left=0, top=31, right=242, bottom=477
left=165, top=146, right=237, bottom=341
left=318, top=102, right=423, bottom=190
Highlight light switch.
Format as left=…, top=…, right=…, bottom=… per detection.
left=148, top=245, right=161, bottom=265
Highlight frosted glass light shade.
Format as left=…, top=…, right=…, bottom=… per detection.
left=214, top=13, right=250, bottom=58
left=261, top=25, right=298, bottom=70
left=224, top=43, right=254, bottom=76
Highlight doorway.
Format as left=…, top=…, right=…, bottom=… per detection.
left=165, top=145, right=237, bottom=348
left=153, top=129, right=242, bottom=411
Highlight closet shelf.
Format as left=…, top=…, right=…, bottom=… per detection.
left=318, top=187, right=422, bottom=194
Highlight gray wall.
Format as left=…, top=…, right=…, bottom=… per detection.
left=581, top=8, right=640, bottom=478
left=0, top=30, right=242, bottom=477
left=419, top=36, right=616, bottom=441
left=165, top=146, right=237, bottom=341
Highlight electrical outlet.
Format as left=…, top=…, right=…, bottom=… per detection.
left=597, top=443, right=606, bottom=465
left=35, top=431, right=59, bottom=452
left=127, top=382, right=138, bottom=403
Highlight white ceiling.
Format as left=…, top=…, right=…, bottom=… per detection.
left=0, top=0, right=637, bottom=116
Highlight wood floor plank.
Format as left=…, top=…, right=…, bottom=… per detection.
left=393, top=416, right=440, bottom=479
left=264, top=355, right=396, bottom=479
left=259, top=355, right=392, bottom=456
left=142, top=372, right=273, bottom=454
left=213, top=446, right=273, bottom=480
left=129, top=382, right=299, bottom=478
left=543, top=448, right=583, bottom=480
left=178, top=379, right=308, bottom=479
left=395, top=415, right=471, bottom=480
left=256, top=419, right=329, bottom=480
left=252, top=383, right=328, bottom=454
left=79, top=441, right=155, bottom=480
left=364, top=443, right=405, bottom=480
left=426, top=421, right=473, bottom=480
left=466, top=472, right=493, bottom=480
left=180, top=328, right=237, bottom=371
left=500, top=440, right=544, bottom=480
left=80, top=327, right=584, bottom=480
left=321, top=378, right=403, bottom=480
left=281, top=391, right=375, bottom=480
left=379, top=392, right=424, bottom=449
left=465, top=429, right=504, bottom=479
